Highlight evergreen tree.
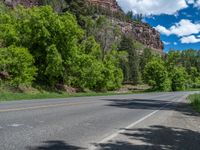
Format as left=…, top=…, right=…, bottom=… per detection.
left=119, top=36, right=141, bottom=84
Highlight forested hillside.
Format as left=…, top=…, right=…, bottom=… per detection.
left=0, top=0, right=200, bottom=97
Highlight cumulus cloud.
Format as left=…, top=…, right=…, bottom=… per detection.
left=117, top=0, right=188, bottom=15
left=155, top=19, right=200, bottom=37
left=180, top=35, right=200, bottom=43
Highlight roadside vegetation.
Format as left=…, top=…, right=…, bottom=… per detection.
left=188, top=94, right=200, bottom=112
left=0, top=2, right=200, bottom=101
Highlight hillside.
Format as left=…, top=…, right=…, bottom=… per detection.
left=1, top=0, right=200, bottom=96
left=3, top=0, right=164, bottom=55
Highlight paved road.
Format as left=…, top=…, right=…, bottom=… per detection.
left=0, top=92, right=198, bottom=150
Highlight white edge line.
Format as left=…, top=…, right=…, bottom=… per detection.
left=89, top=94, right=188, bottom=150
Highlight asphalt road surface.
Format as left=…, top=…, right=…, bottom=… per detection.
left=0, top=92, right=199, bottom=150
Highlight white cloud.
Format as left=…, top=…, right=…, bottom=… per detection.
left=194, top=0, right=200, bottom=7
left=163, top=41, right=171, bottom=45
left=186, top=0, right=195, bottom=4
left=117, top=0, right=188, bottom=15
left=155, top=19, right=200, bottom=37
left=180, top=35, right=200, bottom=43
left=174, top=42, right=178, bottom=45
left=155, top=25, right=172, bottom=36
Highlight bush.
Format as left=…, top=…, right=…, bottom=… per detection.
left=144, top=57, right=171, bottom=91
left=0, top=46, right=36, bottom=86
left=188, top=94, right=200, bottom=112
left=171, top=67, right=188, bottom=91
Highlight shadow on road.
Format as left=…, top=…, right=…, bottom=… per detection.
left=95, top=125, right=200, bottom=150
left=27, top=140, right=84, bottom=150
left=103, top=98, right=199, bottom=116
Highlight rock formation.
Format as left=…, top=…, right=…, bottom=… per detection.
left=4, top=0, right=39, bottom=7
left=88, top=0, right=164, bottom=53
left=132, top=23, right=164, bottom=50
left=88, top=0, right=121, bottom=12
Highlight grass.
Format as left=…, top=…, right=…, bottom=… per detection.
left=0, top=84, right=150, bottom=102
left=188, top=94, right=200, bottom=112
left=1, top=85, right=198, bottom=103
left=0, top=91, right=143, bottom=102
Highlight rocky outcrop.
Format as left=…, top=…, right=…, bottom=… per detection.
left=4, top=0, right=39, bottom=7
left=132, top=23, right=164, bottom=50
left=88, top=0, right=122, bottom=12
left=113, top=19, right=164, bottom=53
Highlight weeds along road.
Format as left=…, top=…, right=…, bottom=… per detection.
left=0, top=92, right=199, bottom=150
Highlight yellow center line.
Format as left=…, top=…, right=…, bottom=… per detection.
left=0, top=101, right=93, bottom=113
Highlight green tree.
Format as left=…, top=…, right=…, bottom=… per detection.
left=144, top=57, right=170, bottom=91
left=45, top=45, right=63, bottom=86
left=11, top=6, right=83, bottom=86
left=171, top=67, right=188, bottom=91
left=119, top=36, right=141, bottom=84
left=0, top=4, right=126, bottom=91
left=140, top=48, right=153, bottom=80
left=0, top=46, right=36, bottom=86
left=92, top=16, right=121, bottom=61
left=165, top=50, right=181, bottom=72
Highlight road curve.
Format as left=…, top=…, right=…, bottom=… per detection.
left=0, top=92, right=197, bottom=150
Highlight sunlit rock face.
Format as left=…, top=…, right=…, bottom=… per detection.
left=88, top=0, right=121, bottom=12
left=4, top=0, right=40, bottom=7
left=88, top=0, right=164, bottom=52
left=132, top=23, right=164, bottom=50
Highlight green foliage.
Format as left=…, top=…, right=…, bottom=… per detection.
left=0, top=5, right=123, bottom=91
left=45, top=45, right=63, bottom=86
left=126, top=11, right=143, bottom=22
left=144, top=57, right=170, bottom=91
left=80, top=36, right=101, bottom=58
left=188, top=94, right=200, bottom=112
left=92, top=16, right=122, bottom=61
left=1, top=6, right=84, bottom=86
left=170, top=67, right=188, bottom=91
left=1, top=2, right=199, bottom=93
left=103, top=50, right=124, bottom=90
left=166, top=50, right=200, bottom=90
left=140, top=48, right=153, bottom=75
left=0, top=46, right=36, bottom=86
left=119, top=36, right=141, bottom=84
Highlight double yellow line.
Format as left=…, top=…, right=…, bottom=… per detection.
left=0, top=101, right=93, bottom=113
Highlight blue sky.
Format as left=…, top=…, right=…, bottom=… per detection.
left=117, top=0, right=200, bottom=52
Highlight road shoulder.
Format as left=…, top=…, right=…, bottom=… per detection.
left=92, top=96, right=200, bottom=150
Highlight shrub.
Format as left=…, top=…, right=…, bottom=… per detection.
left=188, top=94, right=200, bottom=112
left=0, top=46, right=36, bottom=86
left=171, top=67, right=188, bottom=91
left=144, top=57, right=171, bottom=91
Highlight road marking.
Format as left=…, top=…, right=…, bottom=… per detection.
left=0, top=101, right=94, bottom=113
left=8, top=124, right=24, bottom=127
left=89, top=94, right=188, bottom=150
